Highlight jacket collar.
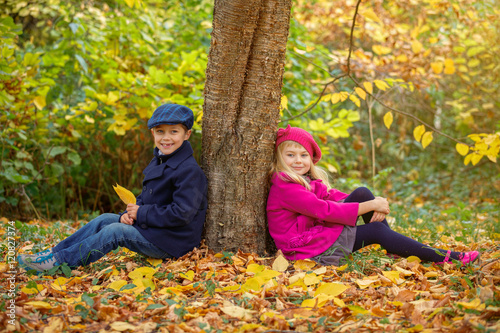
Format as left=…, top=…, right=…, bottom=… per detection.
left=153, top=141, right=193, bottom=169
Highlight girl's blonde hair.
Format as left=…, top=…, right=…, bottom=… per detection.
left=270, top=141, right=331, bottom=191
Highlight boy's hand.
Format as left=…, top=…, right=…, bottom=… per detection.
left=120, top=214, right=134, bottom=225
left=126, top=204, right=140, bottom=221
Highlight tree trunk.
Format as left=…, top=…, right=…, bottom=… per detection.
left=202, top=0, right=292, bottom=255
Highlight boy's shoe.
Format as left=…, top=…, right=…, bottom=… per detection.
left=437, top=250, right=480, bottom=265
left=18, top=249, right=59, bottom=272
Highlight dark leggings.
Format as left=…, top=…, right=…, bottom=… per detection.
left=344, top=187, right=462, bottom=262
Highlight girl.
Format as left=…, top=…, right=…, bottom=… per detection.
left=267, top=125, right=480, bottom=266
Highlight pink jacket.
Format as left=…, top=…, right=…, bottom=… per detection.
left=267, top=173, right=359, bottom=260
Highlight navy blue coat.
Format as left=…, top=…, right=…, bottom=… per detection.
left=129, top=141, right=207, bottom=258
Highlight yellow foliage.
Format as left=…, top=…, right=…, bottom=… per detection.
left=421, top=131, right=433, bottom=149
left=355, top=87, right=366, bottom=100
left=431, top=62, right=443, bottom=74
left=363, top=82, right=373, bottom=94
left=411, top=40, right=423, bottom=54
left=413, top=125, right=425, bottom=142
left=374, top=80, right=390, bottom=91
left=383, top=112, right=393, bottom=129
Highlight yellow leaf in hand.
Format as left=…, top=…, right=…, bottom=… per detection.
left=113, top=183, right=136, bottom=205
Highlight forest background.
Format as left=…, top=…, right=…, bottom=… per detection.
left=0, top=0, right=499, bottom=332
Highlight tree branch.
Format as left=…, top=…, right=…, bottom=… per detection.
left=284, top=0, right=469, bottom=146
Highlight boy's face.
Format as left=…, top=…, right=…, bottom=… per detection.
left=151, top=124, right=191, bottom=155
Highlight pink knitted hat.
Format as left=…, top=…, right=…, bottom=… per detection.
left=275, top=125, right=322, bottom=164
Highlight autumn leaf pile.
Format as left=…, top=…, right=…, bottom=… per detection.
left=0, top=216, right=498, bottom=333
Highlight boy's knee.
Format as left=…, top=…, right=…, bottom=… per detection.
left=103, top=223, right=132, bottom=238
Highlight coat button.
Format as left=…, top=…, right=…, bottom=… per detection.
left=141, top=224, right=147, bottom=229
left=149, top=189, right=153, bottom=194
left=143, top=186, right=146, bottom=191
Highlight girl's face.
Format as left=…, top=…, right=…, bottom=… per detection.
left=151, top=124, right=191, bottom=155
left=281, top=143, right=311, bottom=176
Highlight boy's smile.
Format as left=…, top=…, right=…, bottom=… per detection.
left=151, top=124, right=191, bottom=155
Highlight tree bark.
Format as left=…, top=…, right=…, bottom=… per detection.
left=202, top=0, right=292, bottom=254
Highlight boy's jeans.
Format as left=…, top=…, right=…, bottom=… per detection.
left=52, top=213, right=172, bottom=267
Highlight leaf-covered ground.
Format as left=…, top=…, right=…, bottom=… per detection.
left=1, top=213, right=499, bottom=333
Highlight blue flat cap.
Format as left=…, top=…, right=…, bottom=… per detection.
left=147, top=104, right=194, bottom=130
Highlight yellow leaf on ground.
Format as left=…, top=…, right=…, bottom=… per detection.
left=304, top=273, right=321, bottom=286
left=272, top=253, right=289, bottom=272
left=315, top=283, right=348, bottom=297
left=21, top=284, right=45, bottom=294
left=129, top=266, right=156, bottom=279
left=372, top=45, right=391, bottom=55
left=356, top=277, right=380, bottom=289
left=411, top=40, right=423, bottom=54
left=179, top=270, right=195, bottom=281
left=25, top=301, right=52, bottom=309
left=457, top=298, right=485, bottom=310
left=221, top=302, right=256, bottom=320
left=147, top=257, right=162, bottom=267
left=107, top=279, right=128, bottom=291
left=294, top=260, right=316, bottom=271
left=383, top=112, right=393, bottom=129
left=51, top=277, right=68, bottom=291
left=110, top=321, right=137, bottom=331
left=113, top=184, right=136, bottom=205
left=407, top=256, right=421, bottom=263
left=383, top=271, right=405, bottom=284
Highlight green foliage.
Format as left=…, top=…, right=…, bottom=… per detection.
left=0, top=0, right=212, bottom=218
left=1, top=0, right=498, bottom=221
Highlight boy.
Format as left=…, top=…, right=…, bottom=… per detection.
left=18, top=104, right=208, bottom=271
